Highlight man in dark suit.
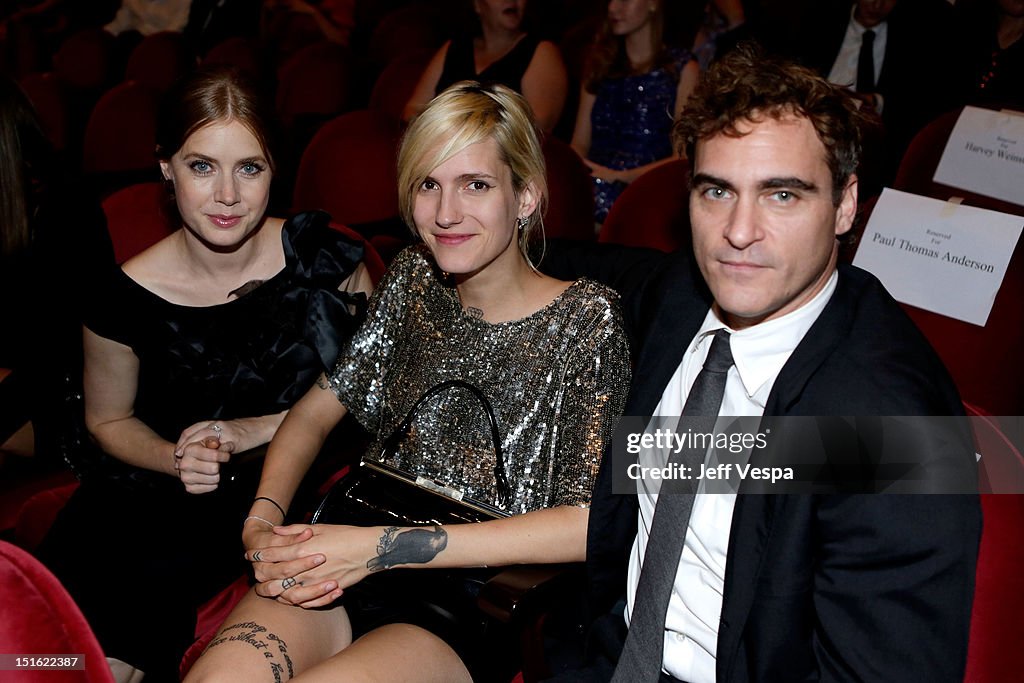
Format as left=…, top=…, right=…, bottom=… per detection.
left=547, top=46, right=980, bottom=683
left=788, top=0, right=958, bottom=187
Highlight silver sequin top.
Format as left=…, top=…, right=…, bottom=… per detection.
left=327, top=246, right=631, bottom=514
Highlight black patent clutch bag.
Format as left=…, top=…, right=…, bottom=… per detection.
left=312, top=379, right=511, bottom=526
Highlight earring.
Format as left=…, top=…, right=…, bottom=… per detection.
left=516, top=216, right=528, bottom=231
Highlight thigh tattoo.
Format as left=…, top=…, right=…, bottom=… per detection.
left=206, top=621, right=294, bottom=682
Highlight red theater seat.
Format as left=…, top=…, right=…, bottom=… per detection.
left=368, top=50, right=432, bottom=122
left=0, top=540, right=114, bottom=683
left=293, top=109, right=402, bottom=227
left=125, top=31, right=194, bottom=94
left=82, top=81, right=161, bottom=192
left=276, top=41, right=355, bottom=130
left=599, top=159, right=691, bottom=252
left=894, top=106, right=1024, bottom=218
left=542, top=136, right=596, bottom=242
left=18, top=72, right=69, bottom=150
left=100, top=182, right=176, bottom=263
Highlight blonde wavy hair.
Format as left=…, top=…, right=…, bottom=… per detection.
left=397, top=81, right=548, bottom=266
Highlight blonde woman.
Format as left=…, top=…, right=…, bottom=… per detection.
left=187, top=82, right=630, bottom=683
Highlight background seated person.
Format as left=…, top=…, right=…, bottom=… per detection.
left=0, top=77, right=113, bottom=469
left=571, top=0, right=700, bottom=224
left=403, top=0, right=568, bottom=133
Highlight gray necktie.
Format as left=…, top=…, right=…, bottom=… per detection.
left=611, top=329, right=734, bottom=682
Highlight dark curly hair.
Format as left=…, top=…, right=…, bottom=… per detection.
left=673, top=44, right=873, bottom=205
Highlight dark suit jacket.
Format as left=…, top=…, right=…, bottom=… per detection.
left=545, top=246, right=981, bottom=682
left=789, top=0, right=959, bottom=181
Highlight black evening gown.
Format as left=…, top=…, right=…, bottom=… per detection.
left=37, top=211, right=366, bottom=682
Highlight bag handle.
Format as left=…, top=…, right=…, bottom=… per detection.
left=378, top=379, right=511, bottom=508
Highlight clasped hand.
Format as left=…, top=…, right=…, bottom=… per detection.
left=174, top=435, right=231, bottom=494
left=173, top=419, right=261, bottom=494
left=246, top=524, right=381, bottom=608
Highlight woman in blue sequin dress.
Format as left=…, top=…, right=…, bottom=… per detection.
left=572, top=0, right=699, bottom=223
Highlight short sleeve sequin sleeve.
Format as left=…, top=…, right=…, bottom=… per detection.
left=324, top=247, right=425, bottom=433
left=546, top=292, right=631, bottom=507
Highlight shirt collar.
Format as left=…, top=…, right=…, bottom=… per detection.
left=693, top=270, right=838, bottom=403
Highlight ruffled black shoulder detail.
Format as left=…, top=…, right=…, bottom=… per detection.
left=281, top=211, right=368, bottom=373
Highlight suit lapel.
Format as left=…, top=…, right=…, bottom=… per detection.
left=626, top=259, right=711, bottom=418
left=716, top=268, right=857, bottom=679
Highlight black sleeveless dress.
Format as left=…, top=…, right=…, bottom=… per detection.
left=37, top=211, right=365, bottom=682
left=436, top=34, right=540, bottom=94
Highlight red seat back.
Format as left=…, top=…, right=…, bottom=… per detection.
left=0, top=540, right=114, bottom=683
left=888, top=106, right=1024, bottom=415
left=599, top=159, right=691, bottom=252
left=368, top=50, right=432, bottom=122
left=542, top=136, right=596, bottom=242
left=83, top=81, right=160, bottom=177
left=125, top=31, right=195, bottom=94
left=963, top=406, right=1024, bottom=681
left=367, top=2, right=446, bottom=68
left=894, top=106, right=1024, bottom=218
left=276, top=41, right=355, bottom=129
left=203, top=36, right=263, bottom=80
left=293, top=109, right=402, bottom=226
left=18, top=72, right=69, bottom=151
left=898, top=244, right=1024, bottom=415
left=101, top=182, right=176, bottom=263
left=52, top=27, right=118, bottom=92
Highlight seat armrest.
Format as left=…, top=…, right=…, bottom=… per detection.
left=477, top=562, right=584, bottom=624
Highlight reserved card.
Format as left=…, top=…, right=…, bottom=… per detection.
left=853, top=189, right=1023, bottom=326
left=933, top=106, right=1024, bottom=206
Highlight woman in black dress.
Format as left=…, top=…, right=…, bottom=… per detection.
left=403, top=0, right=568, bottom=132
left=37, top=66, right=372, bottom=683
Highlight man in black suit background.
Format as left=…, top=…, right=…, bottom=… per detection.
left=547, top=46, right=980, bottom=683
left=788, top=0, right=959, bottom=187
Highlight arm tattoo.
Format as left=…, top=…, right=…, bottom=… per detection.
left=367, top=525, right=448, bottom=571
left=316, top=375, right=330, bottom=390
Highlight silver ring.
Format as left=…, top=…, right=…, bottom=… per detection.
left=210, top=423, right=223, bottom=435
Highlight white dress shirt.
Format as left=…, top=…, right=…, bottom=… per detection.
left=827, top=6, right=889, bottom=112
left=624, top=271, right=837, bottom=683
